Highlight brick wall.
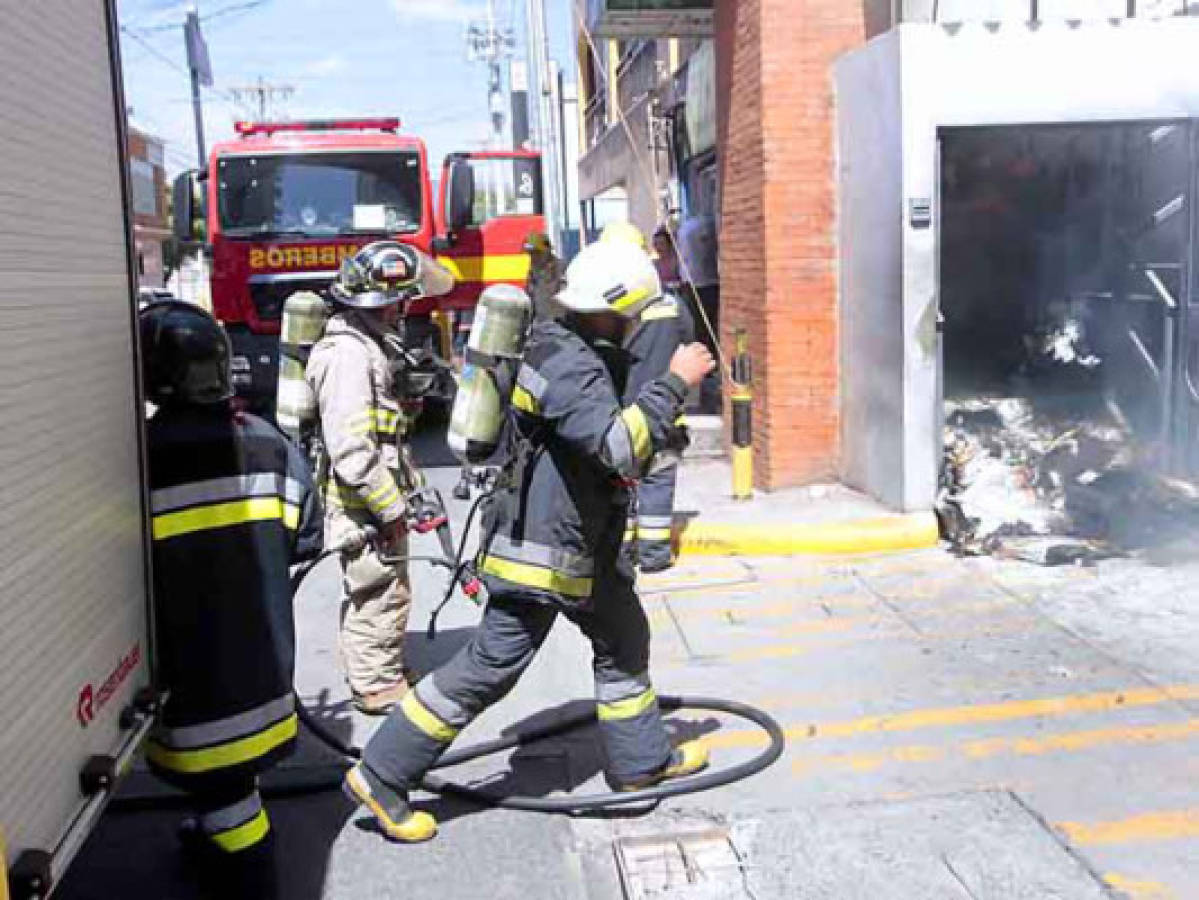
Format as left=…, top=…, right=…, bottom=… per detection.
left=715, top=0, right=867, bottom=489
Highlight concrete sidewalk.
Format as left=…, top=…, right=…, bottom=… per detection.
left=669, top=458, right=939, bottom=557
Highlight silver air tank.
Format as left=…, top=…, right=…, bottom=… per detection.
left=447, top=283, right=532, bottom=464
left=275, top=290, right=329, bottom=442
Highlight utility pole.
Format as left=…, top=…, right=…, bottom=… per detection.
left=183, top=10, right=212, bottom=168
left=466, top=0, right=516, bottom=215
left=229, top=76, right=295, bottom=121
left=526, top=0, right=562, bottom=249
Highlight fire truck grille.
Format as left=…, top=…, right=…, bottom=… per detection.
left=249, top=277, right=334, bottom=322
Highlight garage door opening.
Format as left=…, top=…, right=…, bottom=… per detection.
left=937, top=121, right=1199, bottom=560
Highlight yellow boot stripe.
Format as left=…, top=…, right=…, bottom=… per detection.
left=211, top=810, right=270, bottom=853
left=598, top=688, right=657, bottom=721
left=401, top=692, right=459, bottom=743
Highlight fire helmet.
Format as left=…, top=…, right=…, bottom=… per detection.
left=139, top=301, right=233, bottom=407
left=555, top=239, right=661, bottom=319
left=599, top=220, right=648, bottom=252
left=331, top=241, right=425, bottom=310
left=522, top=232, right=552, bottom=254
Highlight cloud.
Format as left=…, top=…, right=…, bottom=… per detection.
left=392, top=0, right=485, bottom=23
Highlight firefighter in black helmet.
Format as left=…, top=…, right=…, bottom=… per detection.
left=140, top=301, right=322, bottom=899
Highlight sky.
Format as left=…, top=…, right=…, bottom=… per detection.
left=116, top=0, right=578, bottom=175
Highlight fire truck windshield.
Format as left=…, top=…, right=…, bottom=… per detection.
left=218, top=151, right=423, bottom=237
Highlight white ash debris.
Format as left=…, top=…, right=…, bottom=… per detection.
left=936, top=396, right=1198, bottom=561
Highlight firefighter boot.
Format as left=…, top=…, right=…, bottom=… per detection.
left=344, top=763, right=437, bottom=843
left=617, top=740, right=710, bottom=792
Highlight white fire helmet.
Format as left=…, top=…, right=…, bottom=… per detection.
left=554, top=239, right=661, bottom=319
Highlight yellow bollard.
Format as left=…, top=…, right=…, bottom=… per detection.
left=730, top=328, right=753, bottom=500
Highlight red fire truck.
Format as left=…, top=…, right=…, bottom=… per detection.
left=172, top=118, right=545, bottom=410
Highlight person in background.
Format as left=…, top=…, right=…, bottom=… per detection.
left=140, top=301, right=322, bottom=899
left=523, top=231, right=565, bottom=321
left=605, top=222, right=695, bottom=572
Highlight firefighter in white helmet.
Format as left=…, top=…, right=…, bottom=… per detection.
left=343, top=239, right=716, bottom=842
left=306, top=241, right=453, bottom=715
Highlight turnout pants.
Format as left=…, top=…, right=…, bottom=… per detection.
left=156, top=770, right=277, bottom=899
left=339, top=535, right=413, bottom=697
left=627, top=464, right=679, bottom=569
left=362, top=575, right=673, bottom=787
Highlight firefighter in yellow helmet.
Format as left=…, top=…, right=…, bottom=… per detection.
left=343, top=239, right=716, bottom=843
left=522, top=230, right=564, bottom=321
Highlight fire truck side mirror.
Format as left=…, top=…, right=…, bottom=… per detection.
left=171, top=170, right=203, bottom=245
left=447, top=160, right=475, bottom=233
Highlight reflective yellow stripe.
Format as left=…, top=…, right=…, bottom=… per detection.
left=480, top=555, right=594, bottom=598
left=152, top=498, right=300, bottom=540
left=147, top=714, right=298, bottom=774
left=620, top=405, right=652, bottom=462
left=598, top=688, right=657, bottom=721
left=641, top=301, right=679, bottom=322
left=437, top=254, right=530, bottom=283
left=212, top=810, right=270, bottom=853
left=349, top=408, right=401, bottom=436
left=611, top=285, right=654, bottom=313
left=622, top=529, right=636, bottom=543
left=401, top=692, right=458, bottom=742
left=365, top=480, right=402, bottom=514
left=511, top=384, right=540, bottom=415
left=638, top=527, right=673, bottom=541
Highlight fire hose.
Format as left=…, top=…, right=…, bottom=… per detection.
left=112, top=488, right=786, bottom=814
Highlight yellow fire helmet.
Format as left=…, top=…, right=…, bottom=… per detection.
left=598, top=220, right=648, bottom=251
left=555, top=239, right=661, bottom=319
left=522, top=231, right=552, bottom=254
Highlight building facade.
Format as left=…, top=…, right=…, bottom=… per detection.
left=127, top=126, right=169, bottom=289
left=583, top=0, right=1199, bottom=503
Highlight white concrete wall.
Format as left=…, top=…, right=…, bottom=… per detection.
left=837, top=16, right=1199, bottom=510
left=835, top=32, right=908, bottom=510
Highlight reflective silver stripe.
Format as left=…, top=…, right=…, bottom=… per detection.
left=200, top=791, right=262, bottom=835
left=516, top=363, right=549, bottom=402
left=486, top=534, right=594, bottom=578
left=152, top=474, right=292, bottom=514
left=637, top=515, right=673, bottom=529
left=155, top=694, right=295, bottom=750
left=283, top=477, right=306, bottom=505
left=416, top=677, right=472, bottom=728
left=603, top=420, right=636, bottom=475
left=596, top=671, right=652, bottom=704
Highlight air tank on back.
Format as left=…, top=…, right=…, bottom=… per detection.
left=448, top=283, right=533, bottom=464
left=275, top=290, right=330, bottom=443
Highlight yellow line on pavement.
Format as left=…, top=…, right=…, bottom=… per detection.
left=1059, top=808, right=1199, bottom=846
left=1104, top=874, right=1177, bottom=899
left=708, top=614, right=1035, bottom=665
left=791, top=719, right=1199, bottom=775
left=705, top=684, right=1199, bottom=749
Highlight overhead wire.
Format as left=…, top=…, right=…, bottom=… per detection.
left=570, top=6, right=729, bottom=377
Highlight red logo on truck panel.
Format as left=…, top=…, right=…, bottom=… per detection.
left=77, top=643, right=142, bottom=728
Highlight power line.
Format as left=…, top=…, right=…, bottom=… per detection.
left=125, top=0, right=269, bottom=34
left=119, top=24, right=245, bottom=109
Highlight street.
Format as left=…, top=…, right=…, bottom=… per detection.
left=54, top=423, right=1199, bottom=900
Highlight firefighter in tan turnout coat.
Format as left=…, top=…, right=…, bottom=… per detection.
left=307, top=241, right=453, bottom=714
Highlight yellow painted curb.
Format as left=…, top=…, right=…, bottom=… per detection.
left=675, top=512, right=940, bottom=557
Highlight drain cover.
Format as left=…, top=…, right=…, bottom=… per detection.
left=613, top=827, right=753, bottom=899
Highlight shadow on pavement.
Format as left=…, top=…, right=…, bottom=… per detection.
left=395, top=700, right=722, bottom=831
